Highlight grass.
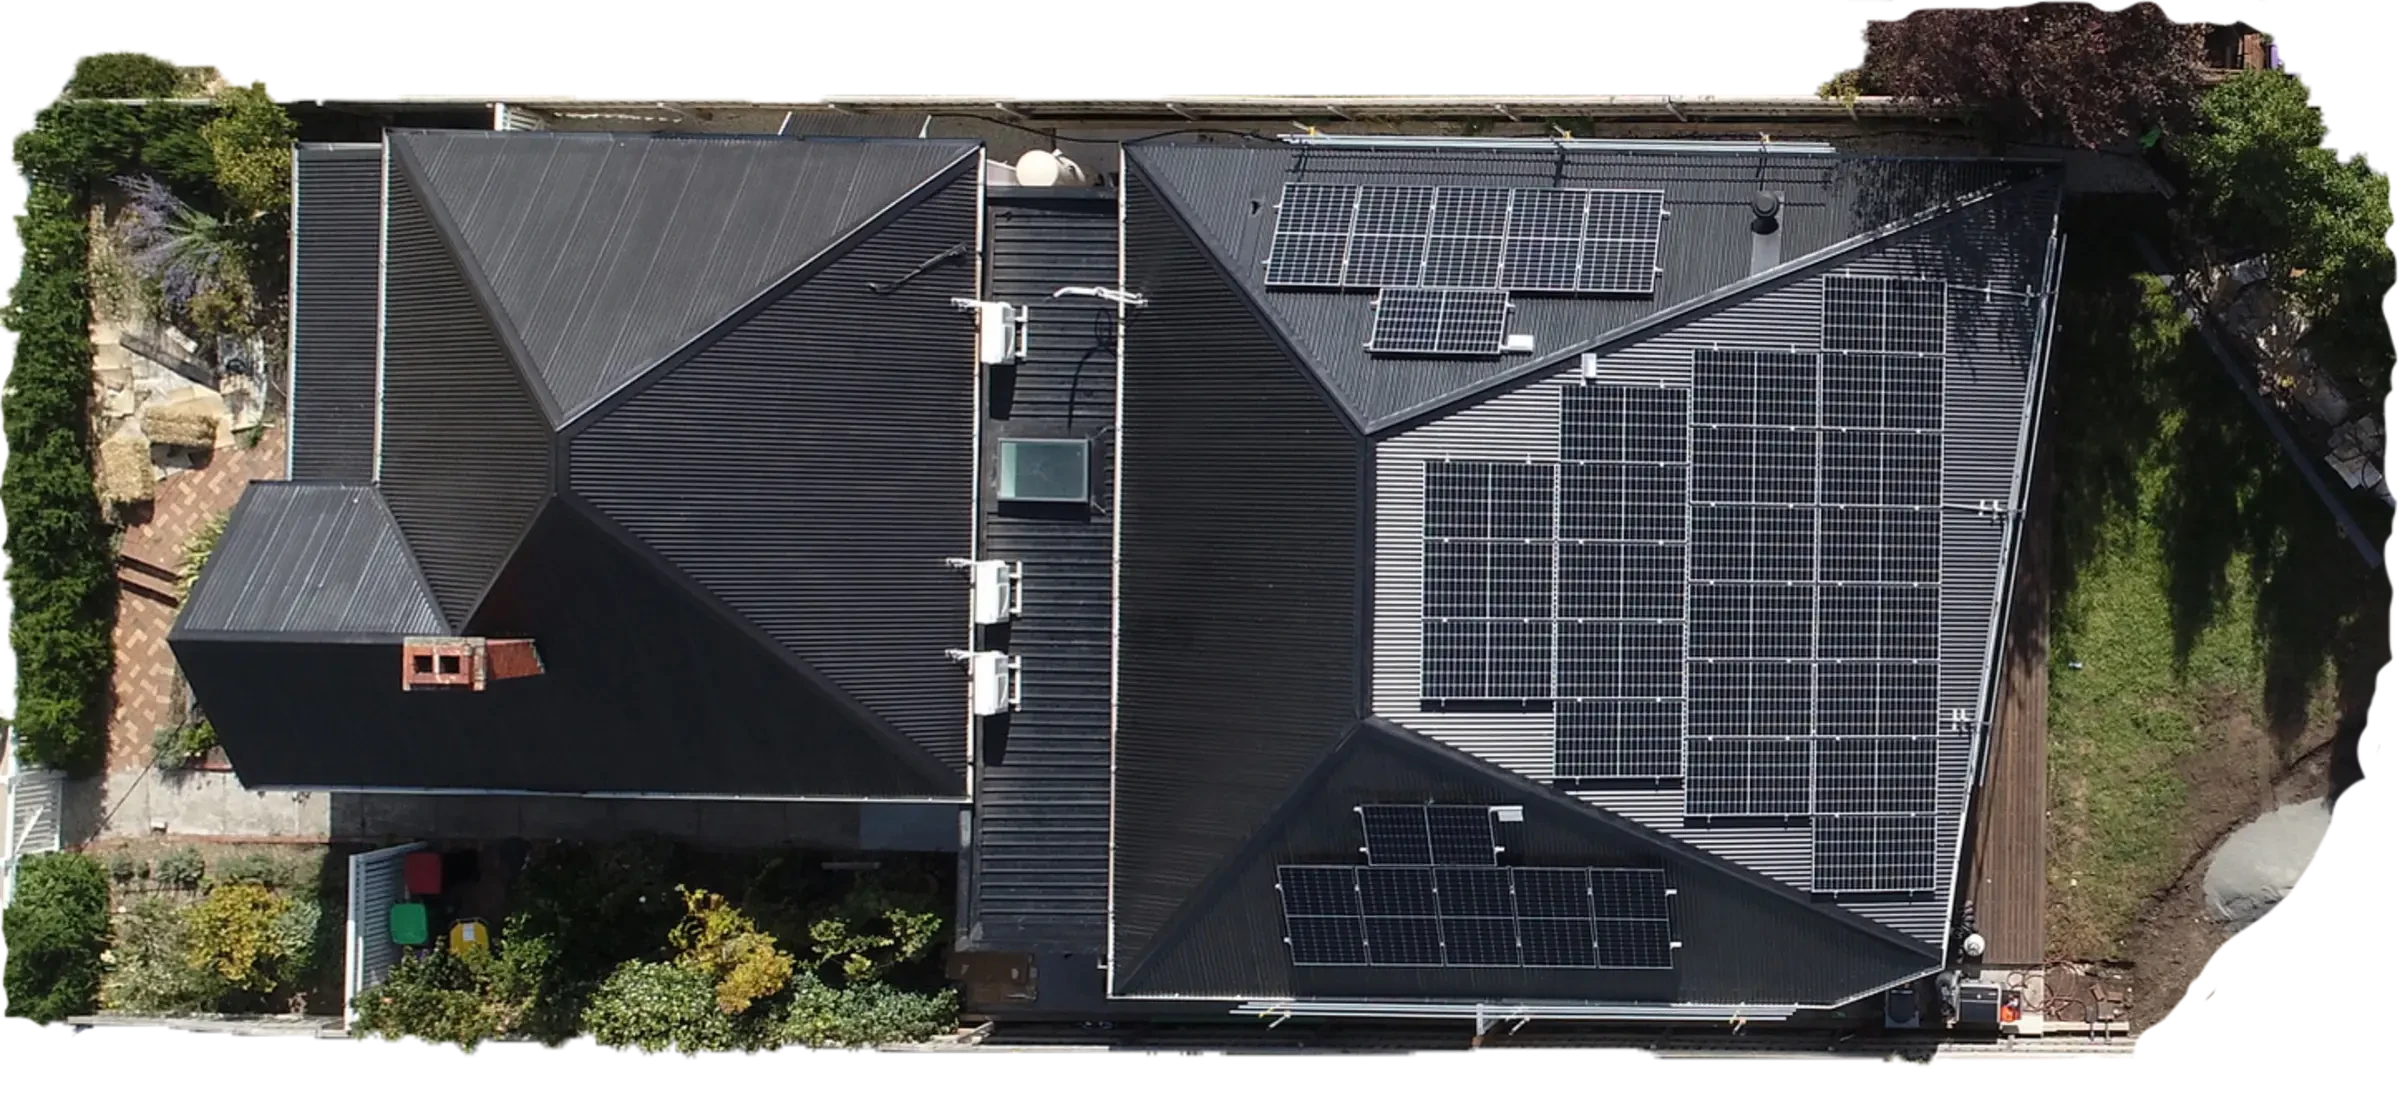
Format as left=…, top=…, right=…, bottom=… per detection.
left=2042, top=201, right=2389, bottom=960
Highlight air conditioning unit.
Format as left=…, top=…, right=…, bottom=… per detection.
left=946, top=558, right=1023, bottom=625
left=952, top=298, right=1027, bottom=365
left=948, top=649, right=1021, bottom=716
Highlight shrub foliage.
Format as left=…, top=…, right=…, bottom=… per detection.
left=1857, top=3, right=2205, bottom=146
left=3, top=852, right=112, bottom=1022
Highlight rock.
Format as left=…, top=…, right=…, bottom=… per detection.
left=2203, top=799, right=2333, bottom=928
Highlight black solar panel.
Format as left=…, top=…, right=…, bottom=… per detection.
left=1693, top=349, right=1818, bottom=427
left=1823, top=275, right=1945, bottom=355
left=1813, top=814, right=1938, bottom=893
left=1359, top=806, right=1434, bottom=867
left=1264, top=182, right=1664, bottom=294
left=1684, top=736, right=1812, bottom=816
left=1360, top=805, right=1498, bottom=868
left=1370, top=287, right=1512, bottom=356
left=1274, top=864, right=1672, bottom=969
left=1423, top=460, right=1556, bottom=703
left=1814, top=736, right=1938, bottom=815
left=1427, top=806, right=1502, bottom=866
left=1555, top=699, right=1683, bottom=779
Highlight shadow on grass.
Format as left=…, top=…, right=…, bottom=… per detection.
left=2049, top=196, right=2390, bottom=754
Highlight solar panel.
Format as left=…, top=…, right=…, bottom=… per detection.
left=1690, top=504, right=1816, bottom=582
left=1814, top=736, right=1938, bottom=815
left=1684, top=736, right=1812, bottom=816
left=1361, top=805, right=1498, bottom=868
left=1823, top=275, right=1945, bottom=355
left=1278, top=864, right=1672, bottom=969
left=1561, top=464, right=1685, bottom=542
left=1369, top=287, right=1512, bottom=355
left=1264, top=183, right=1664, bottom=294
left=1563, top=383, right=1688, bottom=464
left=1693, top=349, right=1818, bottom=428
left=1555, top=699, right=1683, bottom=779
left=1688, top=582, right=1813, bottom=660
left=1693, top=425, right=1817, bottom=505
left=1423, top=460, right=1555, bottom=703
left=1823, top=352, right=1944, bottom=431
left=1820, top=507, right=1941, bottom=585
left=1813, top=814, right=1937, bottom=893
left=1264, top=183, right=1358, bottom=286
left=1560, top=542, right=1684, bottom=621
left=1818, top=583, right=1939, bottom=661
left=1817, top=660, right=1938, bottom=737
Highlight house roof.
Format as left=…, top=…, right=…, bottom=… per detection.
left=173, top=482, right=445, bottom=643
left=1124, top=142, right=2048, bottom=432
left=173, top=132, right=986, bottom=797
left=1105, top=141, right=2063, bottom=1007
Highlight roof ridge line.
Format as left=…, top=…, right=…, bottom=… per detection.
left=556, top=144, right=985, bottom=434
left=1364, top=174, right=2038, bottom=436
left=1121, top=147, right=1376, bottom=437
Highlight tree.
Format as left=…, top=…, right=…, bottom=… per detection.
left=64, top=54, right=184, bottom=100
left=1857, top=3, right=2206, bottom=146
left=2173, top=70, right=2395, bottom=393
left=3, top=853, right=112, bottom=1022
left=200, top=84, right=296, bottom=218
left=668, top=886, right=794, bottom=1015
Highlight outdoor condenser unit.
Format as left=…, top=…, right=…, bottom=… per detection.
left=949, top=649, right=1021, bottom=716
left=953, top=298, right=1027, bottom=365
left=946, top=557, right=1023, bottom=625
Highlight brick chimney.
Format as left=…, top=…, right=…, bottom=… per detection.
left=402, top=637, right=544, bottom=691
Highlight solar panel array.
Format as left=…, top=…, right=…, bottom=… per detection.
left=1674, top=275, right=1945, bottom=889
left=1267, top=182, right=1667, bottom=294
left=1359, top=804, right=1502, bottom=866
left=1416, top=386, right=1689, bottom=782
left=1369, top=287, right=1513, bottom=355
left=1279, top=864, right=1674, bottom=968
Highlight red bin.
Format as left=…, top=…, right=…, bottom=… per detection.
left=403, top=851, right=443, bottom=896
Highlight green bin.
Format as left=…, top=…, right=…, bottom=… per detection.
left=388, top=901, right=429, bottom=946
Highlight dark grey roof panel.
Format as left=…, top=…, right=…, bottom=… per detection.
left=1124, top=143, right=2039, bottom=431
left=288, top=145, right=382, bottom=481
left=393, top=130, right=979, bottom=422
left=175, top=500, right=962, bottom=796
left=568, top=164, right=979, bottom=776
left=377, top=164, right=555, bottom=627
left=173, top=482, right=444, bottom=640
left=1110, top=172, right=1368, bottom=978
left=1118, top=719, right=1936, bottom=1003
left=966, top=192, right=1120, bottom=951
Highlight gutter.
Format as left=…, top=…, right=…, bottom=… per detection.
left=243, top=95, right=1960, bottom=126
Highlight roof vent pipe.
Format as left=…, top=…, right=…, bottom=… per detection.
left=1748, top=190, right=1784, bottom=275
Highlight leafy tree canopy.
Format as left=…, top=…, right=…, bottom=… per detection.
left=1858, top=3, right=2206, bottom=146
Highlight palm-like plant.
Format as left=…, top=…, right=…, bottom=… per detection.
left=113, top=174, right=260, bottom=335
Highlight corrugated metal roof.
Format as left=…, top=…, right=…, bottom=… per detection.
left=1124, top=144, right=2040, bottom=432
left=393, top=130, right=978, bottom=424
left=173, top=483, right=445, bottom=641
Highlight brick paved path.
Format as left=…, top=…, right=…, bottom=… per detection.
left=107, top=429, right=286, bottom=773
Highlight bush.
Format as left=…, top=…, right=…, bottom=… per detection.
left=670, top=886, right=794, bottom=1015
left=106, top=850, right=141, bottom=884
left=806, top=881, right=946, bottom=986
left=64, top=54, right=184, bottom=100
left=777, top=979, right=957, bottom=1048
left=1857, top=3, right=2206, bottom=146
left=3, top=852, right=112, bottom=1022
left=200, top=84, right=295, bottom=218
left=582, top=961, right=748, bottom=1054
left=152, top=719, right=218, bottom=770
left=154, top=846, right=205, bottom=889
left=178, top=511, right=227, bottom=598
left=349, top=933, right=556, bottom=1049
left=182, top=880, right=311, bottom=996
left=101, top=896, right=219, bottom=1013
left=209, top=851, right=294, bottom=890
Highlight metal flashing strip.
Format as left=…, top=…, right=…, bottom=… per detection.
left=1280, top=134, right=1838, bottom=155
left=1230, top=999, right=1798, bottom=1025
left=273, top=785, right=971, bottom=804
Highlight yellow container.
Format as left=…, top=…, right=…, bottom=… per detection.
left=448, top=918, right=491, bottom=957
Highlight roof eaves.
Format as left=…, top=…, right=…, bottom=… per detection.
left=555, top=143, right=985, bottom=434
left=1363, top=173, right=2042, bottom=437
left=1121, top=145, right=1376, bottom=436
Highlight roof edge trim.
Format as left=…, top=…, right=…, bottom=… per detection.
left=556, top=143, right=985, bottom=434
left=1365, top=172, right=2048, bottom=436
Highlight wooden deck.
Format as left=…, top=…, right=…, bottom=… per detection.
left=1966, top=426, right=2053, bottom=966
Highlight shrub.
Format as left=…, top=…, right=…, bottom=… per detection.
left=180, top=880, right=313, bottom=1000
left=582, top=961, right=747, bottom=1054
left=210, top=851, right=291, bottom=889
left=154, top=846, right=205, bottom=889
left=3, top=852, right=112, bottom=1022
left=200, top=84, right=295, bottom=218
left=777, top=979, right=957, bottom=1048
left=349, top=934, right=556, bottom=1049
left=670, top=886, right=794, bottom=1015
left=179, top=511, right=229, bottom=599
left=101, top=896, right=219, bottom=1013
left=106, top=851, right=141, bottom=884
left=64, top=54, right=184, bottom=100
left=152, top=719, right=217, bottom=770
left=807, top=881, right=946, bottom=986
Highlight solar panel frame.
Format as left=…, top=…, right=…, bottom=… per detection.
left=1263, top=182, right=1664, bottom=294
left=1814, top=736, right=1939, bottom=815
left=1684, top=735, right=1812, bottom=816
left=1263, top=182, right=1359, bottom=286
left=1285, top=914, right=1368, bottom=964
left=1555, top=699, right=1684, bottom=779
left=1277, top=864, right=1671, bottom=969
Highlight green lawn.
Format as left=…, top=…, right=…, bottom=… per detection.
left=2043, top=209, right=2388, bottom=959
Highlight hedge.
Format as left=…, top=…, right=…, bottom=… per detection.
left=4, top=61, right=280, bottom=773
left=4, top=852, right=113, bottom=1022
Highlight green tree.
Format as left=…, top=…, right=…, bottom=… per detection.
left=101, top=896, right=220, bottom=1013
left=668, top=886, right=794, bottom=1015
left=2171, top=70, right=2394, bottom=390
left=64, top=54, right=184, bottom=100
left=200, top=84, right=295, bottom=217
left=1855, top=3, right=2205, bottom=146
left=182, top=881, right=309, bottom=995
left=3, top=853, right=112, bottom=1022
left=581, top=961, right=748, bottom=1053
